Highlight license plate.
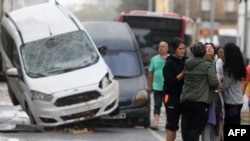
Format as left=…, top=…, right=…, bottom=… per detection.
left=100, top=113, right=126, bottom=119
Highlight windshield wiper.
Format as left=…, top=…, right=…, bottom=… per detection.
left=48, top=62, right=96, bottom=74
left=48, top=66, right=86, bottom=74
left=27, top=72, right=47, bottom=78
left=114, top=75, right=132, bottom=78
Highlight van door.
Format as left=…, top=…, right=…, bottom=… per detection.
left=3, top=31, right=25, bottom=106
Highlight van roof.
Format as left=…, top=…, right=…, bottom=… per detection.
left=3, top=2, right=80, bottom=43
left=82, top=21, right=138, bottom=51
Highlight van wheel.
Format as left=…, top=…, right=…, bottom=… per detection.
left=143, top=117, right=150, bottom=128
left=26, top=104, right=37, bottom=125
left=7, top=84, right=20, bottom=105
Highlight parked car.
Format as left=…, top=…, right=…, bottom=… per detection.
left=0, top=2, right=119, bottom=127
left=82, top=21, right=150, bottom=128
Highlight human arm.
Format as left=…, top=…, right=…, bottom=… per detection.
left=147, top=71, right=153, bottom=93
left=207, top=63, right=219, bottom=89
left=242, top=80, right=248, bottom=95
left=217, top=73, right=233, bottom=92
left=147, top=58, right=154, bottom=93
left=162, top=61, right=182, bottom=89
left=242, top=65, right=250, bottom=95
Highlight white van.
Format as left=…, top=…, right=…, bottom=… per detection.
left=0, top=2, right=119, bottom=127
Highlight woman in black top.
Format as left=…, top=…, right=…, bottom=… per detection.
left=163, top=37, right=187, bottom=141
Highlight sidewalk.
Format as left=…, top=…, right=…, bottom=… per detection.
left=0, top=82, right=30, bottom=130
left=150, top=93, right=250, bottom=141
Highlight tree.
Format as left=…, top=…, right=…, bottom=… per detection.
left=73, top=4, right=119, bottom=22
left=116, top=0, right=150, bottom=14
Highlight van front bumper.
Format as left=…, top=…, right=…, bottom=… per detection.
left=29, top=80, right=119, bottom=127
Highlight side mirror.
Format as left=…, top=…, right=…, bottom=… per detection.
left=98, top=45, right=107, bottom=56
left=6, top=68, right=19, bottom=77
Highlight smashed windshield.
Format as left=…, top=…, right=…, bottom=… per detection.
left=21, top=31, right=99, bottom=77
left=102, top=51, right=141, bottom=77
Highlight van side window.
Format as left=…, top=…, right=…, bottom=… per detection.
left=1, top=27, right=13, bottom=59
left=12, top=45, right=21, bottom=69
left=1, top=27, right=22, bottom=78
left=1, top=26, right=10, bottom=54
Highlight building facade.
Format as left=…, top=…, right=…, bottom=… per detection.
left=156, top=0, right=239, bottom=45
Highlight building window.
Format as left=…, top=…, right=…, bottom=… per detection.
left=201, top=0, right=210, bottom=11
left=225, top=0, right=236, bottom=12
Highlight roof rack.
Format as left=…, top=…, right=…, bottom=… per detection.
left=5, top=13, right=24, bottom=44
left=55, top=1, right=80, bottom=30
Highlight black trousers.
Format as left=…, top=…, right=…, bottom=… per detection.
left=224, top=103, right=242, bottom=125
left=181, top=101, right=209, bottom=141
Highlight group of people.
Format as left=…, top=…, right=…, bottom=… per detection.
left=147, top=37, right=248, bottom=141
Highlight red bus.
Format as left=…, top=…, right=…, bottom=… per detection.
left=118, top=10, right=194, bottom=68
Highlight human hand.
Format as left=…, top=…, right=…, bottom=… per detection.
left=177, top=71, right=184, bottom=80
left=147, top=86, right=152, bottom=93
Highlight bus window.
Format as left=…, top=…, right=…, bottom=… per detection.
left=119, top=10, right=194, bottom=69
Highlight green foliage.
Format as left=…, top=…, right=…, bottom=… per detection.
left=71, top=4, right=119, bottom=21
left=116, top=0, right=149, bottom=14
left=66, top=0, right=153, bottom=22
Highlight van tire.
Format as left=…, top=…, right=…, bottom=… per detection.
left=143, top=117, right=150, bottom=128
left=7, top=83, right=20, bottom=106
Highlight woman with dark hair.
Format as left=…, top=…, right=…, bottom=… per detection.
left=218, top=42, right=246, bottom=125
left=180, top=42, right=219, bottom=141
left=202, top=43, right=223, bottom=141
left=162, top=37, right=187, bottom=141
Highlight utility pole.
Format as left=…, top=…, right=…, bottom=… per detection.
left=185, top=0, right=190, bottom=17
left=244, top=0, right=248, bottom=62
left=169, top=0, right=173, bottom=12
left=210, top=0, right=215, bottom=43
left=148, top=0, right=153, bottom=11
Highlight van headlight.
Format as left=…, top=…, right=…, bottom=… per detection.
left=134, top=90, right=148, bottom=106
left=31, top=90, right=53, bottom=102
left=99, top=74, right=111, bottom=89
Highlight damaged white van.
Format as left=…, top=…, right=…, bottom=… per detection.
left=0, top=2, right=119, bottom=127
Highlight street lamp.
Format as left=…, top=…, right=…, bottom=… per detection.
left=210, top=0, right=215, bottom=43
left=244, top=0, right=248, bottom=63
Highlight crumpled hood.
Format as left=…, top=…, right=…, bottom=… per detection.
left=25, top=60, right=109, bottom=94
left=185, top=57, right=207, bottom=70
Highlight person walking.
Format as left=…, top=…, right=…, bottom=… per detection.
left=218, top=42, right=246, bottom=125
left=162, top=37, right=187, bottom=141
left=180, top=42, right=219, bottom=141
left=147, top=41, right=169, bottom=130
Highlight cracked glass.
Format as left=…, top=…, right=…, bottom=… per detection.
left=21, top=30, right=99, bottom=78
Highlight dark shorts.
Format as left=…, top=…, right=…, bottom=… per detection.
left=164, top=94, right=181, bottom=131
left=153, top=90, right=165, bottom=115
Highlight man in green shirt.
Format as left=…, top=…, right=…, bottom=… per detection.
left=147, top=41, right=169, bottom=130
